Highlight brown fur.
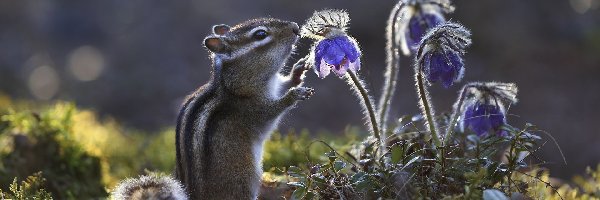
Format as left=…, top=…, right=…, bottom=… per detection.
left=175, top=18, right=312, bottom=199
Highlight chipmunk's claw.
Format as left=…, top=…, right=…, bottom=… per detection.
left=291, top=87, right=315, bottom=100
left=293, top=57, right=310, bottom=71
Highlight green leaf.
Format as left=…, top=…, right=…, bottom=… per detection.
left=390, top=145, right=403, bottom=164
left=319, top=163, right=331, bottom=173
left=310, top=174, right=326, bottom=188
left=333, top=160, right=346, bottom=172
left=291, top=186, right=307, bottom=200
left=400, top=156, right=421, bottom=171
left=326, top=151, right=337, bottom=162
left=351, top=171, right=367, bottom=183
left=304, top=191, right=316, bottom=200
left=311, top=174, right=326, bottom=183
left=287, top=182, right=306, bottom=188
left=288, top=166, right=305, bottom=178
left=355, top=179, right=372, bottom=191
left=363, top=142, right=374, bottom=155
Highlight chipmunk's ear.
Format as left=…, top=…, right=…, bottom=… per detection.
left=212, top=24, right=230, bottom=35
left=204, top=36, right=228, bottom=53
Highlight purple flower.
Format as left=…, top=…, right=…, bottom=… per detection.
left=463, top=103, right=507, bottom=137
left=416, top=22, right=471, bottom=88
left=314, top=36, right=361, bottom=78
left=405, top=12, right=444, bottom=53
left=422, top=49, right=464, bottom=88
left=456, top=82, right=518, bottom=138
left=300, top=10, right=362, bottom=78
left=394, top=1, right=454, bottom=55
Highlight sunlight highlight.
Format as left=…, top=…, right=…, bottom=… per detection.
left=68, top=46, right=106, bottom=82
left=28, top=65, right=60, bottom=100
left=570, top=0, right=593, bottom=14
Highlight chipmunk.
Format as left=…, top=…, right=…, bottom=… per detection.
left=174, top=18, right=313, bottom=199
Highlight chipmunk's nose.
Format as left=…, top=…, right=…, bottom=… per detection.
left=290, top=22, right=300, bottom=36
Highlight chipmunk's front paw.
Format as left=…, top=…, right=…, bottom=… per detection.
left=293, top=57, right=310, bottom=72
left=290, top=87, right=315, bottom=100
left=291, top=57, right=310, bottom=86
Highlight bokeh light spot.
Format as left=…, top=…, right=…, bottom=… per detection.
left=570, top=0, right=592, bottom=14
left=28, top=65, right=60, bottom=100
left=68, top=45, right=105, bottom=81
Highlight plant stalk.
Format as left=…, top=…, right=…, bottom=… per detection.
left=444, top=85, right=470, bottom=145
left=346, top=71, right=382, bottom=149
left=378, top=0, right=403, bottom=136
left=415, top=70, right=441, bottom=148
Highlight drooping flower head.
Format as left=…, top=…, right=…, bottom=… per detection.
left=464, top=103, right=507, bottom=137
left=393, top=0, right=455, bottom=55
left=416, top=22, right=471, bottom=88
left=459, top=82, right=518, bottom=137
left=301, top=9, right=362, bottom=78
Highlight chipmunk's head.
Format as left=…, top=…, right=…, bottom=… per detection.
left=203, top=18, right=300, bottom=73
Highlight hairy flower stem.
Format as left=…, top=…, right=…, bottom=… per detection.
left=415, top=70, right=442, bottom=148
left=377, top=1, right=403, bottom=136
left=346, top=71, right=382, bottom=152
left=444, top=85, right=470, bottom=145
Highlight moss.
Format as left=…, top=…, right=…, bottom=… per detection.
left=0, top=172, right=53, bottom=200
left=262, top=127, right=362, bottom=173
left=0, top=100, right=176, bottom=198
left=0, top=103, right=106, bottom=199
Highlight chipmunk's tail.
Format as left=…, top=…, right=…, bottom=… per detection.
left=111, top=174, right=188, bottom=200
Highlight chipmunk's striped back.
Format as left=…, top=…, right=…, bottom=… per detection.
left=175, top=74, right=222, bottom=196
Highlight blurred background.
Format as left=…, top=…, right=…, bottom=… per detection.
left=0, top=0, right=598, bottom=179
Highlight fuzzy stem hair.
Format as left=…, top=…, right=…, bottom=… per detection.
left=378, top=1, right=404, bottom=135
left=345, top=71, right=382, bottom=152
left=414, top=64, right=441, bottom=148
left=444, top=84, right=471, bottom=145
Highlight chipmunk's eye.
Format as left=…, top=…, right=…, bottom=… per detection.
left=252, top=30, right=268, bottom=40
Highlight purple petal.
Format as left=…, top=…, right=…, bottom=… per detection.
left=440, top=51, right=464, bottom=88
left=425, top=51, right=445, bottom=84
left=463, top=104, right=506, bottom=137
left=334, top=37, right=360, bottom=62
left=331, top=58, right=349, bottom=77
left=406, top=10, right=445, bottom=51
left=323, top=44, right=345, bottom=66
left=312, top=36, right=362, bottom=78
left=349, top=57, right=360, bottom=72
left=317, top=58, right=332, bottom=78
left=423, top=50, right=464, bottom=88
left=314, top=40, right=332, bottom=76
left=406, top=12, right=445, bottom=51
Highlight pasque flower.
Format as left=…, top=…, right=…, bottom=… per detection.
left=458, top=82, right=518, bottom=137
left=378, top=0, right=453, bottom=133
left=314, top=36, right=361, bottom=78
left=422, top=49, right=463, bottom=88
left=413, top=22, right=470, bottom=147
left=394, top=0, right=454, bottom=55
left=416, top=22, right=471, bottom=88
left=301, top=9, right=362, bottom=78
left=463, top=103, right=507, bottom=137
left=301, top=9, right=383, bottom=158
